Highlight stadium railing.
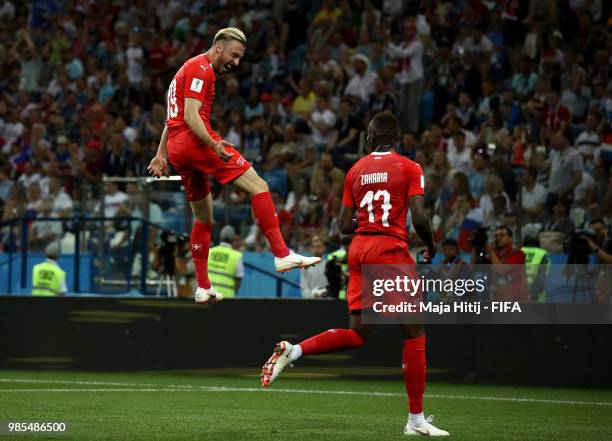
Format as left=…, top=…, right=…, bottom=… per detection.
left=0, top=216, right=300, bottom=298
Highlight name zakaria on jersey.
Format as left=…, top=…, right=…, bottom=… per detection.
left=166, top=54, right=216, bottom=136
left=342, top=151, right=424, bottom=241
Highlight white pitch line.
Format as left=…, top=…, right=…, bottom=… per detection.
left=1, top=378, right=612, bottom=407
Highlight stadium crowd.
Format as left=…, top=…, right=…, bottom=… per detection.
left=0, top=0, right=611, bottom=267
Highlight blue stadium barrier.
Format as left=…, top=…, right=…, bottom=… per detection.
left=0, top=251, right=299, bottom=298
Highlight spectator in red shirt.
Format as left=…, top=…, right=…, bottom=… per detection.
left=486, top=225, right=528, bottom=301
left=541, top=91, right=570, bottom=141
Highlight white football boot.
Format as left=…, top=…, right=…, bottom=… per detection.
left=274, top=250, right=321, bottom=273
left=404, top=415, right=450, bottom=436
left=261, top=341, right=295, bottom=387
left=194, top=287, right=224, bottom=304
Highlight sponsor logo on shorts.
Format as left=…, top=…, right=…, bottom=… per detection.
left=236, top=156, right=246, bottom=167
left=192, top=243, right=203, bottom=250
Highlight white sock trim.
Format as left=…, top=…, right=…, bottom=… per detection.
left=289, top=344, right=302, bottom=362
left=409, top=412, right=426, bottom=427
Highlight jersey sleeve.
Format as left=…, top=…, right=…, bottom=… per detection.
left=341, top=169, right=354, bottom=207
left=183, top=61, right=213, bottom=102
left=406, top=160, right=425, bottom=197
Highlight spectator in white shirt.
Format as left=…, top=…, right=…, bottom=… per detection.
left=447, top=132, right=473, bottom=175
left=344, top=54, right=377, bottom=103
left=126, top=31, right=144, bottom=87
left=300, top=235, right=328, bottom=298
left=575, top=111, right=601, bottom=164
left=521, top=166, right=548, bottom=224
left=386, top=18, right=423, bottom=134
left=30, top=199, right=62, bottom=251
left=309, top=95, right=336, bottom=149
left=47, top=177, right=73, bottom=218
left=102, top=181, right=128, bottom=218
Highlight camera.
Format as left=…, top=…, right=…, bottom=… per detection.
left=470, top=227, right=490, bottom=264
left=325, top=254, right=347, bottom=298
left=470, top=227, right=489, bottom=252
left=158, top=232, right=189, bottom=276
left=563, top=230, right=595, bottom=264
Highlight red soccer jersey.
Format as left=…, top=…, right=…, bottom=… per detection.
left=166, top=54, right=216, bottom=137
left=342, top=151, right=425, bottom=241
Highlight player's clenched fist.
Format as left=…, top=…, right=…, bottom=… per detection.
left=211, top=140, right=234, bottom=162
left=147, top=155, right=169, bottom=178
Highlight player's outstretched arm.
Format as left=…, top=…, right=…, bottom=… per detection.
left=147, top=124, right=170, bottom=178
left=184, top=97, right=233, bottom=162
left=409, top=194, right=436, bottom=260
left=339, top=204, right=357, bottom=235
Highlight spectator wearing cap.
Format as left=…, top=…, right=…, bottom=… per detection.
left=208, top=225, right=244, bottom=298
left=386, top=18, right=424, bottom=134
left=32, top=242, right=67, bottom=296
left=344, top=54, right=377, bottom=103
left=468, top=147, right=490, bottom=199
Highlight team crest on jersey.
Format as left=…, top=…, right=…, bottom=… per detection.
left=190, top=78, right=204, bottom=93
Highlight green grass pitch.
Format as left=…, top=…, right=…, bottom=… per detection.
left=0, top=369, right=611, bottom=440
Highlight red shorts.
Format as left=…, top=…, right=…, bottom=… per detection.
left=167, top=129, right=251, bottom=201
left=347, top=234, right=415, bottom=313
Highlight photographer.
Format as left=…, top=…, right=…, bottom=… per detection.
left=583, top=219, right=612, bottom=264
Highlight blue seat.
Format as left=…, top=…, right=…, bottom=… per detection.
left=262, top=170, right=289, bottom=199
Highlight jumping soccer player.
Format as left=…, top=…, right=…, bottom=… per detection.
left=148, top=28, right=320, bottom=304
left=260, top=112, right=449, bottom=436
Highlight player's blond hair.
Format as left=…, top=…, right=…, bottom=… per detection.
left=213, top=27, right=247, bottom=46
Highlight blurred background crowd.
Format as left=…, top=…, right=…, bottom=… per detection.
left=1, top=0, right=611, bottom=293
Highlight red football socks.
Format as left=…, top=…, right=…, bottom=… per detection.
left=191, top=221, right=212, bottom=289
left=251, top=192, right=290, bottom=258
left=402, top=335, right=426, bottom=414
left=299, top=329, right=365, bottom=355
